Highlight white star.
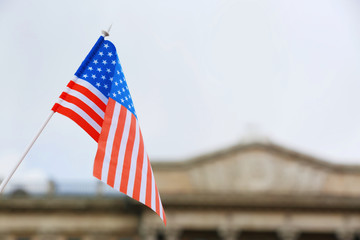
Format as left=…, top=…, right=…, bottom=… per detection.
left=88, top=67, right=93, bottom=71
left=111, top=60, right=116, bottom=65
left=83, top=74, right=88, bottom=78
left=122, top=88, right=125, bottom=92
left=115, top=82, right=118, bottom=86
left=91, top=74, right=96, bottom=79
left=99, top=52, right=104, bottom=56
left=93, top=60, right=98, bottom=64
left=110, top=77, right=113, bottom=81
left=107, top=93, right=110, bottom=97
left=106, top=68, right=111, bottom=73
left=112, top=93, right=117, bottom=97
left=128, top=95, right=131, bottom=99
left=117, top=70, right=120, bottom=75
left=96, top=82, right=101, bottom=87
left=121, top=99, right=124, bottom=103
left=101, top=75, right=106, bottom=80
left=128, top=105, right=131, bottom=109
left=120, top=80, right=123, bottom=83
left=117, top=90, right=121, bottom=94
left=108, top=52, right=113, bottom=57
left=104, top=84, right=108, bottom=89
left=125, top=97, right=128, bottom=101
left=126, top=86, right=129, bottom=90
left=97, top=68, right=102, bottom=72
left=104, top=44, right=109, bottom=48
left=102, top=60, right=107, bottom=65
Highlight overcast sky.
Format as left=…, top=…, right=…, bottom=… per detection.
left=1, top=0, right=360, bottom=186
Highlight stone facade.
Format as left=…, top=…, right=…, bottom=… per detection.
left=1, top=142, right=360, bottom=240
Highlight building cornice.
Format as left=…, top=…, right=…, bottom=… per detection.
left=161, top=192, right=360, bottom=211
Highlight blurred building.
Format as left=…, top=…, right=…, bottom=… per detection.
left=1, top=142, right=360, bottom=240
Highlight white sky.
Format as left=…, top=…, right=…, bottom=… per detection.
left=1, top=0, right=360, bottom=183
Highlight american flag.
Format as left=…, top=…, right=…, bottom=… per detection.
left=52, top=36, right=166, bottom=224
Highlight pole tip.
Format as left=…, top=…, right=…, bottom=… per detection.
left=101, top=24, right=113, bottom=38
left=101, top=30, right=110, bottom=37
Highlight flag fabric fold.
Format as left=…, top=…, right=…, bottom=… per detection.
left=52, top=36, right=166, bottom=224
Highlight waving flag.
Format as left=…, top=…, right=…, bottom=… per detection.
left=52, top=36, right=166, bottom=224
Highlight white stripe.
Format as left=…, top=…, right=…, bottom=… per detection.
left=65, top=87, right=105, bottom=118
left=139, top=152, right=148, bottom=204
left=151, top=171, right=156, bottom=210
left=113, top=108, right=132, bottom=190
left=100, top=103, right=121, bottom=182
left=159, top=196, right=163, bottom=219
left=58, top=100, right=101, bottom=133
left=75, top=77, right=108, bottom=104
left=126, top=121, right=140, bottom=197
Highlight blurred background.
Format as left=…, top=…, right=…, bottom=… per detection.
left=1, top=0, right=360, bottom=240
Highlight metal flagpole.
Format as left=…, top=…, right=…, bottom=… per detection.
left=0, top=26, right=113, bottom=194
left=0, top=111, right=55, bottom=194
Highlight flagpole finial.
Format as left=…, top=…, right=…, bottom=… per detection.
left=102, top=24, right=113, bottom=37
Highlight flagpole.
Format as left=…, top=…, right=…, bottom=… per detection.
left=0, top=27, right=112, bottom=194
left=0, top=111, right=55, bottom=194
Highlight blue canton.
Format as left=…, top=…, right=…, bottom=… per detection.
left=75, top=37, right=137, bottom=118
left=111, top=58, right=136, bottom=117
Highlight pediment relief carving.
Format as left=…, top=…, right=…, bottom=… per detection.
left=189, top=151, right=328, bottom=194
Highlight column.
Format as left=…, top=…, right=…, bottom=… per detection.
left=0, top=233, right=12, bottom=240
left=218, top=228, right=238, bottom=240
left=277, top=228, right=299, bottom=240
left=140, top=227, right=157, bottom=240
left=164, top=228, right=181, bottom=240
left=336, top=230, right=354, bottom=240
left=84, top=233, right=112, bottom=240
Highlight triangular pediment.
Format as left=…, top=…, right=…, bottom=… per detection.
left=153, top=142, right=360, bottom=197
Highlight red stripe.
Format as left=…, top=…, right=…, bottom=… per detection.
left=155, top=183, right=160, bottom=216
left=93, top=99, right=116, bottom=179
left=59, top=92, right=103, bottom=127
left=162, top=207, right=167, bottom=226
left=119, top=114, right=137, bottom=193
left=54, top=103, right=99, bottom=141
left=132, top=130, right=145, bottom=201
left=67, top=80, right=106, bottom=112
left=51, top=103, right=59, bottom=112
left=107, top=105, right=127, bottom=187
left=145, top=156, right=152, bottom=208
